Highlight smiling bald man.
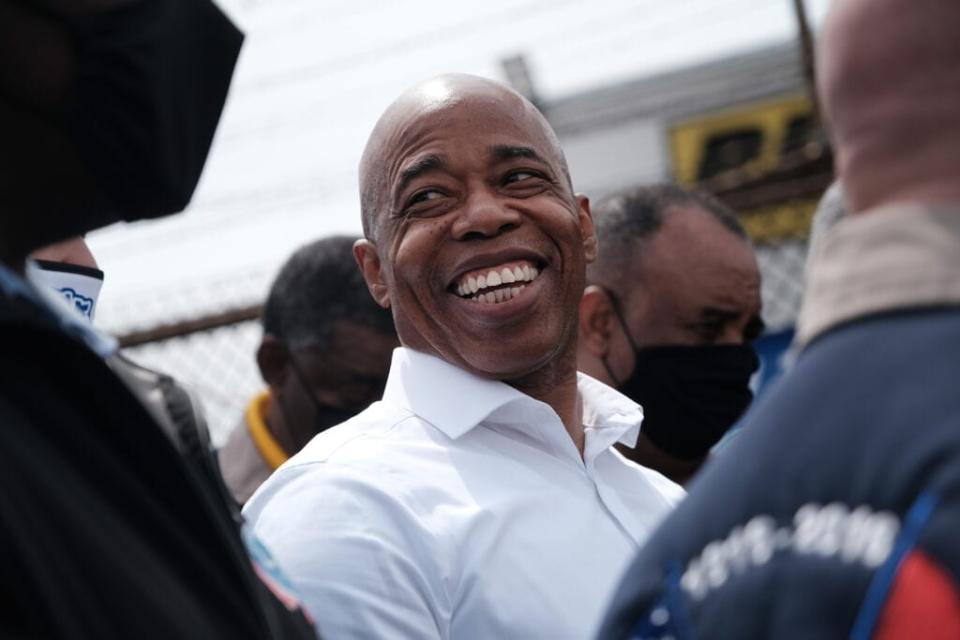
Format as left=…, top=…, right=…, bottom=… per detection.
left=243, top=74, right=684, bottom=639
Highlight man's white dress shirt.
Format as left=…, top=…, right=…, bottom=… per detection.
left=244, top=347, right=684, bottom=639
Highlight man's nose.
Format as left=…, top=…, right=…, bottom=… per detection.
left=718, top=324, right=745, bottom=346
left=451, top=188, right=521, bottom=240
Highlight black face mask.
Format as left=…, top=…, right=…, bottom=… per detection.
left=285, top=351, right=363, bottom=449
left=601, top=290, right=760, bottom=461
left=2, top=0, right=243, bottom=257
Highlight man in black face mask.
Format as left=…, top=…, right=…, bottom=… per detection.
left=577, top=184, right=762, bottom=484
left=219, top=235, right=398, bottom=505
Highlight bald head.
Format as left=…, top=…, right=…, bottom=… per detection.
left=358, top=74, right=570, bottom=241
left=817, top=0, right=960, bottom=213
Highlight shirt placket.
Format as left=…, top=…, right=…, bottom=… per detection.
left=550, top=414, right=646, bottom=547
left=583, top=427, right=646, bottom=546
left=495, top=403, right=646, bottom=546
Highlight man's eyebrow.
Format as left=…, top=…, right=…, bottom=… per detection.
left=397, top=154, right=444, bottom=195
left=698, top=308, right=766, bottom=340
left=490, top=144, right=548, bottom=164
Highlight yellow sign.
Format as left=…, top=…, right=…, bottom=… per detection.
left=671, top=94, right=813, bottom=185
left=740, top=200, right=817, bottom=244
left=669, top=94, right=818, bottom=243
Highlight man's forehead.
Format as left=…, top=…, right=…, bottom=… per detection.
left=398, top=144, right=551, bottom=179
left=660, top=206, right=747, bottom=250
left=641, top=209, right=756, bottom=282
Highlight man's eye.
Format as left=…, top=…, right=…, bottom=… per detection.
left=409, top=189, right=444, bottom=205
left=396, top=188, right=451, bottom=220
left=695, top=323, right=724, bottom=342
left=503, top=170, right=538, bottom=184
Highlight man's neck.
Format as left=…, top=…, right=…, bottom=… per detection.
left=508, top=348, right=585, bottom=455
left=264, top=395, right=300, bottom=456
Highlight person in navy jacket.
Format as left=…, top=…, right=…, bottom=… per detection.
left=597, top=0, right=960, bottom=637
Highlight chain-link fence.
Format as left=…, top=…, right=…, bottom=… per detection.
left=101, top=231, right=810, bottom=447
left=755, top=238, right=807, bottom=332
left=95, top=269, right=274, bottom=445
left=121, top=320, right=263, bottom=446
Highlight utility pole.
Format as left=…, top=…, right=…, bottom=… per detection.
left=500, top=54, right=541, bottom=110
left=791, top=0, right=820, bottom=123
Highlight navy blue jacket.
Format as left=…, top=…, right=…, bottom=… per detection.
left=598, top=307, right=960, bottom=639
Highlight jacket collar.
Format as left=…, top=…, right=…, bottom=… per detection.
left=796, top=202, right=960, bottom=347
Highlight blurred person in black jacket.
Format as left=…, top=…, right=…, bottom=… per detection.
left=596, top=0, right=960, bottom=637
left=219, top=235, right=397, bottom=505
left=0, top=1, right=317, bottom=637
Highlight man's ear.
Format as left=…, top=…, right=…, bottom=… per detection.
left=575, top=194, right=598, bottom=263
left=353, top=238, right=390, bottom=308
left=578, top=285, right=615, bottom=358
left=256, top=335, right=289, bottom=390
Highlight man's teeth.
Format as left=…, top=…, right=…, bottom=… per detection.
left=472, top=285, right=526, bottom=304
left=455, top=264, right=539, bottom=298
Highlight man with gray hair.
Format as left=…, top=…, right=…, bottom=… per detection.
left=598, top=0, right=960, bottom=636
left=577, top=184, right=762, bottom=484
left=220, top=235, right=397, bottom=505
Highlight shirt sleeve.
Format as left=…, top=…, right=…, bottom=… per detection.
left=244, top=462, right=450, bottom=640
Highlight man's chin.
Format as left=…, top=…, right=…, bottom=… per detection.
left=445, top=334, right=571, bottom=384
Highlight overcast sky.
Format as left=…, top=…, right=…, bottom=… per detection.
left=88, top=0, right=830, bottom=332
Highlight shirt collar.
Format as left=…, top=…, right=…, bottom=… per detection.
left=578, top=372, right=643, bottom=451
left=796, top=202, right=960, bottom=347
left=381, top=347, right=642, bottom=454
